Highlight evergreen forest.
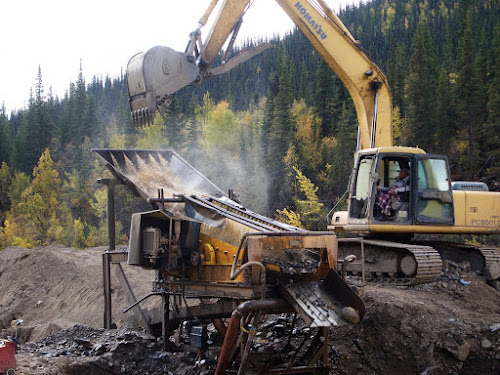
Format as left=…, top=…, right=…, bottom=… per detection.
left=1, top=0, right=500, bottom=249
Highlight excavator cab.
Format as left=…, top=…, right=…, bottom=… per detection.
left=331, top=148, right=455, bottom=232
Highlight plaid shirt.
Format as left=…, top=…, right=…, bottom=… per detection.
left=376, top=192, right=393, bottom=216
left=376, top=176, right=409, bottom=216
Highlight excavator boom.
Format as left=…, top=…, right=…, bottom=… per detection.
left=126, top=0, right=393, bottom=148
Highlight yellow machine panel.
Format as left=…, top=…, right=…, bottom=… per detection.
left=453, top=190, right=500, bottom=233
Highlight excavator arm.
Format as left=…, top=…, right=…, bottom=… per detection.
left=275, top=0, right=392, bottom=149
left=126, top=0, right=393, bottom=148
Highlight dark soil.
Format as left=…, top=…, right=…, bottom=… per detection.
left=1, top=246, right=499, bottom=374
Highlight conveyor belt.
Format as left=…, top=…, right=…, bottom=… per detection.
left=185, top=195, right=303, bottom=233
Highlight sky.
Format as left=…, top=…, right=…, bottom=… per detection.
left=0, top=0, right=359, bottom=114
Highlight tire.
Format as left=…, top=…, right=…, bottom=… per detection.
left=6, top=368, right=15, bottom=375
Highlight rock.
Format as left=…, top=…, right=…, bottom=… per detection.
left=481, top=339, right=492, bottom=349
left=484, top=263, right=500, bottom=282
left=341, top=307, right=360, bottom=324
left=490, top=323, right=500, bottom=332
left=456, top=342, right=471, bottom=362
left=442, top=340, right=471, bottom=362
left=273, top=324, right=286, bottom=334
left=420, top=366, right=439, bottom=375
left=74, top=338, right=91, bottom=348
left=490, top=280, right=500, bottom=291
left=92, top=343, right=107, bottom=355
left=459, top=278, right=471, bottom=286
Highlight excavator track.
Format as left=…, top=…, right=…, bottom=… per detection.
left=415, top=241, right=500, bottom=274
left=338, top=238, right=442, bottom=285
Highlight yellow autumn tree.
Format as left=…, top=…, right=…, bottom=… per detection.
left=0, top=170, right=33, bottom=248
left=292, top=166, right=324, bottom=230
left=275, top=207, right=304, bottom=229
left=200, top=101, right=240, bottom=155
left=17, top=149, right=63, bottom=246
left=292, top=100, right=322, bottom=171
left=136, top=111, right=168, bottom=149
left=275, top=165, right=324, bottom=231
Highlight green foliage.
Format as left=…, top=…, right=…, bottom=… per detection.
left=0, top=106, right=11, bottom=165
left=314, top=60, right=339, bottom=137
left=200, top=101, right=239, bottom=154
left=0, top=162, right=11, bottom=224
left=404, top=15, right=437, bottom=150
left=292, top=100, right=322, bottom=173
left=264, top=48, right=296, bottom=212
left=136, top=112, right=168, bottom=149
left=2, top=0, right=500, bottom=247
left=7, top=171, right=31, bottom=216
left=481, top=25, right=500, bottom=182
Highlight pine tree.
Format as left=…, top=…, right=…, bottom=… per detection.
left=13, top=94, right=36, bottom=174
left=33, top=66, right=54, bottom=154
left=313, top=60, right=338, bottom=137
left=298, top=60, right=311, bottom=104
left=73, top=63, right=89, bottom=147
left=482, top=25, right=500, bottom=183
left=386, top=42, right=408, bottom=114
left=456, top=7, right=480, bottom=176
left=435, top=25, right=457, bottom=155
left=404, top=15, right=438, bottom=151
left=470, top=29, right=490, bottom=164
left=327, top=103, right=357, bottom=201
left=0, top=105, right=11, bottom=164
left=0, top=162, right=11, bottom=225
left=267, top=48, right=295, bottom=211
left=261, top=73, right=279, bottom=166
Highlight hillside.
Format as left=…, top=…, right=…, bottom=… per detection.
left=0, top=245, right=499, bottom=374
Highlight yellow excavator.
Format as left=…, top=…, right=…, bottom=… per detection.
left=126, top=0, right=500, bottom=285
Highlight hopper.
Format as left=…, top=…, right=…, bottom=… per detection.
left=92, top=149, right=225, bottom=201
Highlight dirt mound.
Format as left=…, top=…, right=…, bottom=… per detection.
left=330, top=279, right=500, bottom=375
left=1, top=246, right=499, bottom=374
left=0, top=246, right=155, bottom=342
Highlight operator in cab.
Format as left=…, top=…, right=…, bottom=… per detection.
left=375, top=168, right=410, bottom=220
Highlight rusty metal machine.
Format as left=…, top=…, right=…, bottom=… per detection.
left=124, top=0, right=500, bottom=286
left=94, top=148, right=365, bottom=374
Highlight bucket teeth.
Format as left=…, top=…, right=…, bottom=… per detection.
left=131, top=107, right=153, bottom=128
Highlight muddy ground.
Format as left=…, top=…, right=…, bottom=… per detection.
left=0, top=245, right=499, bottom=375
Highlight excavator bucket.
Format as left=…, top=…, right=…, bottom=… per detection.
left=127, top=46, right=200, bottom=127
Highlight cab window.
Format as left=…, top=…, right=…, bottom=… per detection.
left=416, top=158, right=453, bottom=224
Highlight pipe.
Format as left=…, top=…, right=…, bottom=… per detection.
left=237, top=310, right=261, bottom=375
left=123, top=292, right=162, bottom=313
left=215, top=299, right=291, bottom=375
left=369, top=81, right=383, bottom=148
left=146, top=197, right=184, bottom=204
left=342, top=255, right=356, bottom=280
